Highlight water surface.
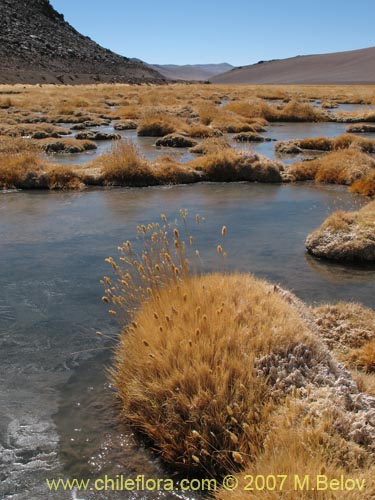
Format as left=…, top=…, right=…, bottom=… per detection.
left=1, top=183, right=375, bottom=499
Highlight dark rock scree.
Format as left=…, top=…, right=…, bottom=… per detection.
left=0, top=0, right=166, bottom=84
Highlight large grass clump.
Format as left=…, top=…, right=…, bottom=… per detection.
left=137, top=111, right=187, bottom=137
left=287, top=149, right=375, bottom=185
left=0, top=150, right=46, bottom=188
left=107, top=217, right=321, bottom=475
left=351, top=171, right=375, bottom=197
left=106, top=214, right=375, bottom=485
left=275, top=133, right=375, bottom=155
left=306, top=200, right=375, bottom=262
left=98, top=141, right=157, bottom=187
left=188, top=148, right=283, bottom=182
left=223, top=99, right=324, bottom=123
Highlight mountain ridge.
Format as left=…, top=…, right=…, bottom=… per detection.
left=0, top=0, right=165, bottom=84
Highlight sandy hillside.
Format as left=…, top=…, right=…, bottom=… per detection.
left=211, top=46, right=375, bottom=84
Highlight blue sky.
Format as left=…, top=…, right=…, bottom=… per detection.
left=51, top=0, right=375, bottom=66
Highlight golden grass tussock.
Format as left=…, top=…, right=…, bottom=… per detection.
left=187, top=123, right=221, bottom=138
left=152, top=156, right=202, bottom=185
left=105, top=215, right=375, bottom=488
left=112, top=272, right=298, bottom=475
left=276, top=134, right=375, bottom=155
left=0, top=147, right=85, bottom=190
left=196, top=102, right=266, bottom=133
left=305, top=200, right=375, bottom=262
left=224, top=99, right=324, bottom=122
left=0, top=97, right=13, bottom=109
left=114, top=104, right=142, bottom=120
left=354, top=371, right=375, bottom=397
left=350, top=171, right=375, bottom=197
left=97, top=141, right=157, bottom=187
left=36, top=137, right=97, bottom=154
left=346, top=123, right=375, bottom=133
left=287, top=149, right=375, bottom=184
left=95, top=141, right=282, bottom=186
left=137, top=111, right=188, bottom=137
left=0, top=123, right=70, bottom=138
left=216, top=395, right=375, bottom=500
left=188, top=149, right=283, bottom=182
left=189, top=137, right=232, bottom=155
left=0, top=150, right=46, bottom=189
left=45, top=166, right=84, bottom=190
left=351, top=340, right=375, bottom=373
left=0, top=135, right=38, bottom=154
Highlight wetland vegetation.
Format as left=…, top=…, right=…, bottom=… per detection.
left=2, top=82, right=375, bottom=500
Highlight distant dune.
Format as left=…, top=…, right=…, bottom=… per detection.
left=211, top=47, right=375, bottom=84
left=151, top=63, right=234, bottom=81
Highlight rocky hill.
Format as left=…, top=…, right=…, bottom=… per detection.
left=211, top=46, right=375, bottom=84
left=0, top=0, right=166, bottom=84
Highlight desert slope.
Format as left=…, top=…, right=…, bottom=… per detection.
left=0, top=0, right=165, bottom=84
left=211, top=46, right=375, bottom=84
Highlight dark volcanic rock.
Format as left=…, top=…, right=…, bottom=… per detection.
left=75, top=131, right=121, bottom=141
left=155, top=134, right=198, bottom=148
left=0, top=0, right=166, bottom=84
left=233, top=132, right=273, bottom=142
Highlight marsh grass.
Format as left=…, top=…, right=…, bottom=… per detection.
left=224, top=99, right=324, bottom=122
left=217, top=395, right=375, bottom=499
left=45, top=166, right=84, bottom=190
left=152, top=156, right=202, bottom=184
left=106, top=214, right=325, bottom=476
left=288, top=149, right=375, bottom=185
left=187, top=124, right=220, bottom=138
left=276, top=134, right=375, bottom=154
left=37, top=137, right=97, bottom=154
left=0, top=135, right=37, bottom=154
left=105, top=213, right=375, bottom=489
left=305, top=201, right=375, bottom=262
left=351, top=172, right=375, bottom=197
left=188, top=149, right=283, bottom=182
left=98, top=141, right=156, bottom=186
left=0, top=151, right=46, bottom=188
left=0, top=123, right=71, bottom=138
left=189, top=137, right=231, bottom=155
left=3, top=83, right=375, bottom=191
left=137, top=111, right=188, bottom=137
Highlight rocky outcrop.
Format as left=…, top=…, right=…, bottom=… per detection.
left=0, top=0, right=166, bottom=84
left=75, top=131, right=121, bottom=141
left=155, top=134, right=198, bottom=148
left=233, top=132, right=273, bottom=142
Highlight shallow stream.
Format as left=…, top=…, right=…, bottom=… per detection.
left=1, top=182, right=375, bottom=499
